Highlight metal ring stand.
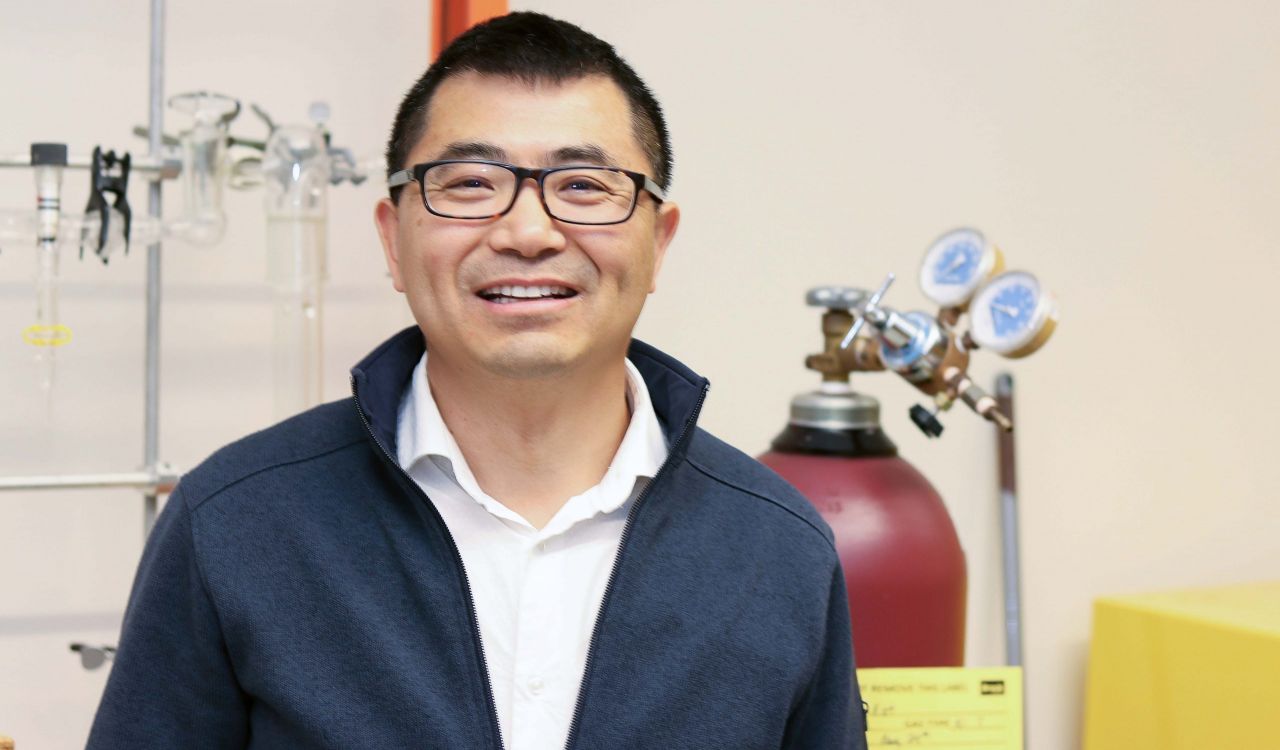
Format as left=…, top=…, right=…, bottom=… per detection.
left=0, top=0, right=173, bottom=538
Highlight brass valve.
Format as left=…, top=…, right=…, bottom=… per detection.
left=803, top=287, right=884, bottom=383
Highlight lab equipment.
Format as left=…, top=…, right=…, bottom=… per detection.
left=969, top=270, right=1057, bottom=357
left=135, top=95, right=368, bottom=418
left=29, top=143, right=70, bottom=390
left=69, top=643, right=117, bottom=670
left=262, top=115, right=331, bottom=420
left=758, top=285, right=967, bottom=667
left=918, top=227, right=1004, bottom=310
left=165, top=91, right=238, bottom=246
left=80, top=146, right=133, bottom=262
left=758, top=227, right=1059, bottom=667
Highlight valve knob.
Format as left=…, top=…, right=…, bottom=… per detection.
left=910, top=404, right=944, bottom=438
left=806, top=286, right=867, bottom=310
left=840, top=273, right=896, bottom=350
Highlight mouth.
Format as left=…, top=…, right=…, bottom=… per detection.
left=476, top=283, right=580, bottom=305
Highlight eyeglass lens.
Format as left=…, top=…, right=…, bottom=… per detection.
left=422, top=163, right=637, bottom=223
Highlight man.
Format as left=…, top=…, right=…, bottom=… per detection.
left=89, top=12, right=865, bottom=749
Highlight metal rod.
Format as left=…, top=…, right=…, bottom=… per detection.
left=994, top=372, right=1027, bottom=747
left=143, top=0, right=166, bottom=537
left=995, top=373, right=1023, bottom=665
left=0, top=154, right=179, bottom=180
left=0, top=471, right=178, bottom=494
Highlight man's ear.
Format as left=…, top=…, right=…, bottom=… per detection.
left=374, top=197, right=407, bottom=293
left=648, top=201, right=680, bottom=293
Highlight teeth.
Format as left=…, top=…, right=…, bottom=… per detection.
left=481, top=284, right=574, bottom=301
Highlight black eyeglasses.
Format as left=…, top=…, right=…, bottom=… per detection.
left=387, top=160, right=667, bottom=226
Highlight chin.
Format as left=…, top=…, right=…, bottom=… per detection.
left=482, top=339, right=582, bottom=380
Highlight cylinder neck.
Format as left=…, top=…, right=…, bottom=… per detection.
left=788, top=384, right=881, bottom=430
left=771, top=386, right=898, bottom=458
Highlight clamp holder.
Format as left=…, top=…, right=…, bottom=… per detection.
left=81, top=147, right=133, bottom=262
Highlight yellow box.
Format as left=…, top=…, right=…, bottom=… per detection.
left=1083, top=581, right=1280, bottom=749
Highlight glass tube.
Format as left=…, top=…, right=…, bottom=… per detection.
left=167, top=92, right=236, bottom=246
left=262, top=124, right=329, bottom=420
left=31, top=162, right=66, bottom=391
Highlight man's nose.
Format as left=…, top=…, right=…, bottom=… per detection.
left=492, top=179, right=565, bottom=257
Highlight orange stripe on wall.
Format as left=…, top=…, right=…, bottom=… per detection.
left=433, top=0, right=509, bottom=61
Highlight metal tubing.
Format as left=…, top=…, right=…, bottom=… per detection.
left=0, top=471, right=178, bottom=494
left=999, top=489, right=1023, bottom=665
left=994, top=372, right=1027, bottom=748
left=995, top=373, right=1023, bottom=666
left=143, top=0, right=166, bottom=536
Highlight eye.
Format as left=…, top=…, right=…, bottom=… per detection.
left=442, top=175, right=496, bottom=192
left=571, top=177, right=607, bottom=190
left=560, top=177, right=608, bottom=195
left=552, top=170, right=626, bottom=204
left=425, top=162, right=508, bottom=195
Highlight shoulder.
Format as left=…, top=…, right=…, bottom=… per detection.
left=682, top=428, right=835, bottom=550
left=172, top=398, right=369, bottom=513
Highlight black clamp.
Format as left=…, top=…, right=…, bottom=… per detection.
left=81, top=146, right=132, bottom=263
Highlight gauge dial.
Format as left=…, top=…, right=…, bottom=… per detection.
left=969, top=270, right=1057, bottom=358
left=918, top=227, right=1004, bottom=309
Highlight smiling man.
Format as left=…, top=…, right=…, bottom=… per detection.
left=89, top=12, right=865, bottom=750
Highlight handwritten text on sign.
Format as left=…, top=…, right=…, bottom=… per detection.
left=859, top=666, right=1023, bottom=749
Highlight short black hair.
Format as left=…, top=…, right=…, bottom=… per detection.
left=385, top=12, right=672, bottom=201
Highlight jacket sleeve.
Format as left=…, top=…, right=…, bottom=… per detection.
left=87, top=487, right=249, bottom=749
left=781, top=562, right=868, bottom=749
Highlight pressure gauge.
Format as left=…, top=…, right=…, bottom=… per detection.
left=969, top=270, right=1057, bottom=358
left=918, top=228, right=1004, bottom=309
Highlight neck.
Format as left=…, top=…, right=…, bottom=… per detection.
left=426, top=352, right=632, bottom=529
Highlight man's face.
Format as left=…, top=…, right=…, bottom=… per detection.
left=375, top=72, right=680, bottom=380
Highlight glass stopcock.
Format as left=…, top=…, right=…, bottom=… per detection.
left=918, top=227, right=1004, bottom=309
left=968, top=270, right=1058, bottom=358
left=168, top=92, right=240, bottom=123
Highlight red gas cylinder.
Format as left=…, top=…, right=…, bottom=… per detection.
left=758, top=387, right=967, bottom=667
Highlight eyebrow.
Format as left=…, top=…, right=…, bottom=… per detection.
left=436, top=141, right=507, bottom=161
left=432, top=141, right=621, bottom=168
left=546, top=145, right=617, bottom=167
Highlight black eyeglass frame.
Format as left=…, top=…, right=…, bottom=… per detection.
left=387, top=159, right=667, bottom=226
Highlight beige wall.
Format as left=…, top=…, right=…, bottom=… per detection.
left=2, top=1, right=1278, bottom=747
left=0, top=2, right=425, bottom=746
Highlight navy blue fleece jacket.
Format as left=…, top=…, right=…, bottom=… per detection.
left=88, top=327, right=867, bottom=749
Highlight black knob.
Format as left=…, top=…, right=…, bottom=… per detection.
left=910, top=404, right=944, bottom=438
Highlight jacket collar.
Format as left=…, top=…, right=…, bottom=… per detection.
left=350, top=326, right=710, bottom=462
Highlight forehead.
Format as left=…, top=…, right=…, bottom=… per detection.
left=411, top=72, right=647, bottom=170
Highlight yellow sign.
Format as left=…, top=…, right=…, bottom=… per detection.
left=860, top=666, right=1023, bottom=749
left=22, top=324, right=72, bottom=347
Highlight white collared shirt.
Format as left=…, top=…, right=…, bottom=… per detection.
left=396, top=352, right=668, bottom=750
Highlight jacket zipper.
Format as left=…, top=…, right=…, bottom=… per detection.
left=562, top=382, right=710, bottom=750
left=350, top=375, right=508, bottom=750
left=353, top=372, right=710, bottom=750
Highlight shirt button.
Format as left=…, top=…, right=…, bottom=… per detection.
left=528, top=677, right=544, bottom=695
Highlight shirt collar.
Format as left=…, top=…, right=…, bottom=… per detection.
left=396, top=352, right=668, bottom=527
